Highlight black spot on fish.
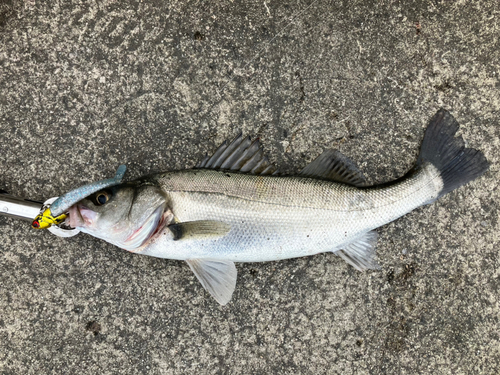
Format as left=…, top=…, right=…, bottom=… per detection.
left=169, top=224, right=184, bottom=241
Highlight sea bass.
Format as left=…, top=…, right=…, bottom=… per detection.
left=65, top=109, right=488, bottom=305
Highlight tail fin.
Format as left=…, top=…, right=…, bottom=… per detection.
left=417, top=109, right=489, bottom=198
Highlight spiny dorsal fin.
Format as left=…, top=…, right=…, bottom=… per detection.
left=300, top=149, right=367, bottom=187
left=195, top=133, right=279, bottom=176
left=168, top=220, right=231, bottom=241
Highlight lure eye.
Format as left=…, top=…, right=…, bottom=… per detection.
left=94, top=191, right=111, bottom=206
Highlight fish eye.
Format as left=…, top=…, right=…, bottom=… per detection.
left=94, top=190, right=111, bottom=206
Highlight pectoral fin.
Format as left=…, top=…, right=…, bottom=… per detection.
left=168, top=220, right=231, bottom=241
left=186, top=259, right=237, bottom=305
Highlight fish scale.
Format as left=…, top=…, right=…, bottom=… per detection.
left=138, top=165, right=442, bottom=262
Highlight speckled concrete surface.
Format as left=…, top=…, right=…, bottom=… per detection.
left=0, top=0, right=499, bottom=374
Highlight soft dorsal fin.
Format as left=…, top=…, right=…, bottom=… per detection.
left=186, top=259, right=237, bottom=305
left=300, top=149, right=367, bottom=187
left=168, top=220, right=231, bottom=241
left=195, top=133, right=279, bottom=176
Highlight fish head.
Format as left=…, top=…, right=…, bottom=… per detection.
left=67, top=181, right=169, bottom=250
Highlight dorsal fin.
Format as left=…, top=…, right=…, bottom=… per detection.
left=195, top=133, right=279, bottom=176
left=300, top=149, right=367, bottom=187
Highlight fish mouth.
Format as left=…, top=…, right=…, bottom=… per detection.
left=67, top=204, right=96, bottom=228
left=120, top=205, right=167, bottom=251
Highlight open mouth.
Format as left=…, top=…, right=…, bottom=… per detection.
left=67, top=205, right=96, bottom=228
left=121, top=205, right=167, bottom=251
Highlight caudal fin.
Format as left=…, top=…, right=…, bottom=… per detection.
left=417, top=109, right=489, bottom=198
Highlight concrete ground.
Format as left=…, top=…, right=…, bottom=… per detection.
left=0, top=0, right=499, bottom=373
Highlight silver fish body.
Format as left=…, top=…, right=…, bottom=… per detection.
left=139, top=165, right=442, bottom=263
left=69, top=109, right=488, bottom=304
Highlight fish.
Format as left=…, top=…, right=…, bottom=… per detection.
left=65, top=109, right=488, bottom=305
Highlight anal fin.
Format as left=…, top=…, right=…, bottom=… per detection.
left=335, top=231, right=380, bottom=271
left=186, top=259, right=237, bottom=305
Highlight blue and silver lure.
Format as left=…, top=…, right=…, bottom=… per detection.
left=31, top=165, right=126, bottom=229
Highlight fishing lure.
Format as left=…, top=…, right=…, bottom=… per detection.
left=31, top=165, right=126, bottom=230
